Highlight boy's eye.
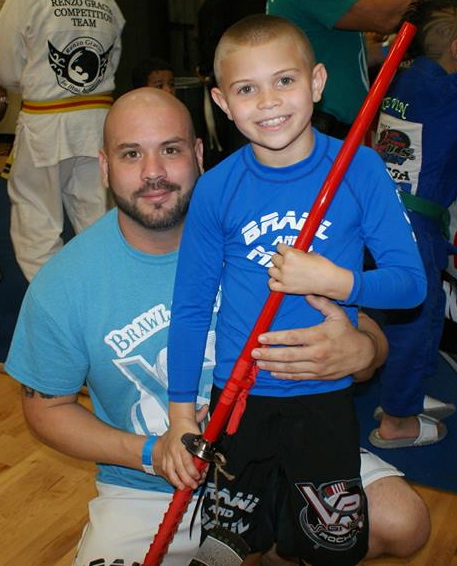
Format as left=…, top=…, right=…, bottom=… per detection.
left=237, top=85, right=254, bottom=95
left=279, top=76, right=294, bottom=86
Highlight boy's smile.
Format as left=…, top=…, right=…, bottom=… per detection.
left=212, top=36, right=326, bottom=168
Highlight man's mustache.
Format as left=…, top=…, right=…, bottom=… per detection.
left=135, top=179, right=181, bottom=196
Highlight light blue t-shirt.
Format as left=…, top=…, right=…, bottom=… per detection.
left=5, top=209, right=216, bottom=493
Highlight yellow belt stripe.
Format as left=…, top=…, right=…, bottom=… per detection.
left=22, top=93, right=113, bottom=114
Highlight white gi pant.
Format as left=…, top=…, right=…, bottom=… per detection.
left=8, top=128, right=107, bottom=282
left=72, top=451, right=403, bottom=566
left=73, top=484, right=201, bottom=566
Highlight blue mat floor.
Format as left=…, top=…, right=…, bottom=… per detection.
left=355, top=352, right=457, bottom=494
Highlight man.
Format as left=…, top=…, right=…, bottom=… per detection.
left=5, top=89, right=429, bottom=566
left=0, top=0, right=125, bottom=281
left=267, top=0, right=413, bottom=137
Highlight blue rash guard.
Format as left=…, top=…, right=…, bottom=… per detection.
left=168, top=130, right=426, bottom=402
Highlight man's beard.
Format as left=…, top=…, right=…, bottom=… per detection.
left=111, top=179, right=192, bottom=231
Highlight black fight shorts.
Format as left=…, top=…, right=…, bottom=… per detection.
left=201, top=386, right=369, bottom=566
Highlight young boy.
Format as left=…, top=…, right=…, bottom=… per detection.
left=164, top=15, right=426, bottom=566
left=131, top=56, right=176, bottom=95
left=370, top=0, right=457, bottom=449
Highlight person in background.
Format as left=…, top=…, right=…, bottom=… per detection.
left=0, top=0, right=125, bottom=282
left=131, top=56, right=176, bottom=95
left=165, top=15, right=426, bottom=566
left=267, top=0, right=413, bottom=138
left=370, top=0, right=457, bottom=449
left=196, top=0, right=266, bottom=166
left=5, top=88, right=429, bottom=566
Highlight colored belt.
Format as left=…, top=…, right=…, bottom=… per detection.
left=21, top=92, right=113, bottom=114
left=400, top=189, right=450, bottom=239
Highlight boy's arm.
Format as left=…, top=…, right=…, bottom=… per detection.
left=268, top=244, right=354, bottom=300
left=167, top=178, right=223, bottom=416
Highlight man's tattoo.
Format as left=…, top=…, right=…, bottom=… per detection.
left=22, top=385, right=57, bottom=399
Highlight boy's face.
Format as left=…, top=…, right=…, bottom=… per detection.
left=147, top=69, right=176, bottom=96
left=212, top=36, right=326, bottom=167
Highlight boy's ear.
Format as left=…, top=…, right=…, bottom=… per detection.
left=311, top=63, right=327, bottom=104
left=211, top=87, right=234, bottom=121
left=195, top=137, right=205, bottom=174
left=450, top=38, right=457, bottom=65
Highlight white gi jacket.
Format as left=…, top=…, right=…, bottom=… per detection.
left=0, top=0, right=125, bottom=166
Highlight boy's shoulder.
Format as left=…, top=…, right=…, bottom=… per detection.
left=203, top=145, right=247, bottom=178
left=317, top=129, right=379, bottom=165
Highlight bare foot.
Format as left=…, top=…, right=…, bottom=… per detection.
left=378, top=413, right=445, bottom=441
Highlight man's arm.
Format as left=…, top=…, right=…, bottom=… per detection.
left=251, top=295, right=387, bottom=382
left=336, top=0, right=413, bottom=34
left=21, top=386, right=208, bottom=483
left=21, top=388, right=148, bottom=469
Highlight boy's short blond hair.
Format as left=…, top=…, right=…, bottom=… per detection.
left=213, top=14, right=316, bottom=85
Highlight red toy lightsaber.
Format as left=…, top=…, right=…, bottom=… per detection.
left=142, top=21, right=416, bottom=566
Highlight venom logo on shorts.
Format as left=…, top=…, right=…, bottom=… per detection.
left=296, top=479, right=365, bottom=550
left=48, top=37, right=113, bottom=94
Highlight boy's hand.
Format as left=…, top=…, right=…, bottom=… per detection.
left=268, top=243, right=353, bottom=300
left=161, top=402, right=205, bottom=490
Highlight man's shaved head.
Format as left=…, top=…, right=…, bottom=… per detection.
left=103, top=87, right=196, bottom=152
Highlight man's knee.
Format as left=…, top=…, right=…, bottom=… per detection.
left=366, top=476, right=430, bottom=558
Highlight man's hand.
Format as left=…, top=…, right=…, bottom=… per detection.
left=251, top=295, right=387, bottom=381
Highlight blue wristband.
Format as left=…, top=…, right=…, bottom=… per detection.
left=141, top=436, right=158, bottom=475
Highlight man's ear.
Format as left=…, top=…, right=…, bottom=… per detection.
left=311, top=63, right=327, bottom=104
left=98, top=148, right=109, bottom=187
left=211, top=87, right=233, bottom=121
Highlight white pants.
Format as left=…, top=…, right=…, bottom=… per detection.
left=73, top=483, right=201, bottom=566
left=72, top=451, right=403, bottom=566
left=8, top=129, right=107, bottom=281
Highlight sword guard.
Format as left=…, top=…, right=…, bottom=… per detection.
left=181, top=433, right=217, bottom=462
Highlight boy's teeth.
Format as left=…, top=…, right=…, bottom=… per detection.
left=261, top=116, right=286, bottom=126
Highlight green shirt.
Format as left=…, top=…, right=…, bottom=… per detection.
left=267, top=0, right=369, bottom=124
